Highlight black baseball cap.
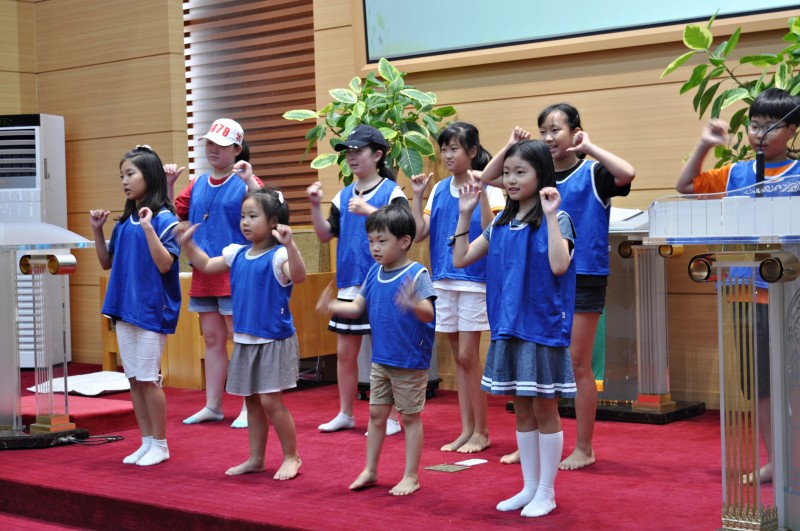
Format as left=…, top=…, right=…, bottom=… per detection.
left=333, top=125, right=389, bottom=151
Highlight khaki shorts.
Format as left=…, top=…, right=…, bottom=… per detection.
left=369, top=363, right=428, bottom=414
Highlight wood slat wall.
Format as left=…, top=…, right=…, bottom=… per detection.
left=184, top=0, right=317, bottom=224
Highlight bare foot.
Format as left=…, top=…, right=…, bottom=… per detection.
left=500, top=450, right=519, bottom=464
left=349, top=470, right=378, bottom=490
left=225, top=459, right=266, bottom=476
left=559, top=448, right=595, bottom=470
left=389, top=476, right=420, bottom=496
left=742, top=463, right=772, bottom=485
left=440, top=433, right=471, bottom=452
left=457, top=434, right=491, bottom=454
left=273, top=456, right=302, bottom=480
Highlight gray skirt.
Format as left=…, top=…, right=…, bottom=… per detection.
left=225, top=334, right=299, bottom=396
left=481, top=338, right=576, bottom=398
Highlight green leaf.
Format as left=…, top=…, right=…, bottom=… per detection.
left=692, top=77, right=710, bottom=111
left=431, top=105, right=457, bottom=117
left=720, top=27, right=741, bottom=58
left=708, top=57, right=725, bottom=67
left=775, top=62, right=790, bottom=89
left=402, top=122, right=427, bottom=136
left=329, top=88, right=358, bottom=104
left=729, top=107, right=748, bottom=132
left=352, top=101, right=366, bottom=120
left=400, top=89, right=434, bottom=107
left=377, top=58, right=402, bottom=83
left=301, top=137, right=316, bottom=162
left=283, top=109, right=319, bottom=121
left=344, top=114, right=360, bottom=133
left=698, top=82, right=720, bottom=117
left=339, top=157, right=352, bottom=180
left=708, top=65, right=726, bottom=78
left=402, top=131, right=435, bottom=156
left=304, top=124, right=324, bottom=141
left=720, top=87, right=750, bottom=110
left=310, top=153, right=338, bottom=169
left=661, top=51, right=695, bottom=78
left=396, top=146, right=424, bottom=178
left=683, top=25, right=713, bottom=51
left=680, top=64, right=709, bottom=94
left=378, top=127, right=398, bottom=142
left=706, top=11, right=718, bottom=30
left=740, top=54, right=781, bottom=67
left=349, top=76, right=362, bottom=93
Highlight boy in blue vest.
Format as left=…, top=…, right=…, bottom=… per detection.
left=676, top=87, right=800, bottom=485
left=317, top=203, right=436, bottom=496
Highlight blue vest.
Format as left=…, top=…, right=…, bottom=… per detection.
left=102, top=210, right=181, bottom=334
left=230, top=245, right=295, bottom=340
left=726, top=159, right=800, bottom=193
left=362, top=262, right=435, bottom=370
left=336, top=179, right=398, bottom=288
left=486, top=215, right=576, bottom=347
left=188, top=173, right=249, bottom=257
left=556, top=160, right=610, bottom=275
left=428, top=176, right=488, bottom=282
left=726, top=160, right=800, bottom=289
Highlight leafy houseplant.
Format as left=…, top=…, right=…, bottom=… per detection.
left=661, top=14, right=800, bottom=166
left=283, top=58, right=456, bottom=185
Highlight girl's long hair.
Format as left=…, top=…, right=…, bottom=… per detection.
left=438, top=122, right=492, bottom=171
left=118, top=146, right=176, bottom=222
left=371, top=143, right=397, bottom=181
left=494, top=140, right=556, bottom=229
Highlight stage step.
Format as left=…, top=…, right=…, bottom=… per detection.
left=0, top=511, right=82, bottom=530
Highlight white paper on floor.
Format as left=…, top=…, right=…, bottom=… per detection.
left=26, top=371, right=130, bottom=396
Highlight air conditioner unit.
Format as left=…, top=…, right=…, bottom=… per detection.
left=0, top=114, right=71, bottom=368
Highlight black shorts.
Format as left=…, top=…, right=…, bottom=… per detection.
left=574, top=277, right=607, bottom=314
left=328, top=298, right=371, bottom=335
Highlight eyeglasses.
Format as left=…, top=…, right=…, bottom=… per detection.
left=747, top=122, right=786, bottom=135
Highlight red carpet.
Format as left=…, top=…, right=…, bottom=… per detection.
left=3, top=364, right=728, bottom=530
left=21, top=395, right=136, bottom=435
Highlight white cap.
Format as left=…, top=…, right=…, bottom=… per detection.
left=200, top=118, right=244, bottom=146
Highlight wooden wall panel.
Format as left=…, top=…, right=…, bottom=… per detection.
left=37, top=56, right=186, bottom=142
left=0, top=72, right=38, bottom=113
left=0, top=1, right=35, bottom=72
left=35, top=0, right=183, bottom=72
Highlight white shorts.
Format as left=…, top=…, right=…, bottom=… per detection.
left=434, top=288, right=490, bottom=333
left=115, top=321, right=166, bottom=382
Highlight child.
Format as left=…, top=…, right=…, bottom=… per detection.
left=164, top=119, right=263, bottom=428
left=454, top=140, right=576, bottom=517
left=409, top=122, right=504, bottom=454
left=180, top=185, right=306, bottom=480
left=90, top=145, right=181, bottom=467
left=307, top=124, right=408, bottom=435
left=316, top=203, right=436, bottom=496
left=483, top=106, right=636, bottom=469
left=675, top=87, right=800, bottom=484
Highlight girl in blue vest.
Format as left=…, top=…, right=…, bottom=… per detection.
left=307, top=125, right=408, bottom=434
left=90, top=145, right=181, bottom=467
left=164, top=119, right=263, bottom=429
left=180, top=186, right=307, bottom=480
left=454, top=140, right=576, bottom=518
left=409, top=122, right=505, bottom=454
left=538, top=103, right=635, bottom=470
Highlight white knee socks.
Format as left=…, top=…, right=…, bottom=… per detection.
left=496, top=430, right=539, bottom=511
left=521, top=431, right=562, bottom=517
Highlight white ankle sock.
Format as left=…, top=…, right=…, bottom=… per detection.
left=365, top=418, right=402, bottom=437
left=136, top=439, right=170, bottom=467
left=521, top=431, right=562, bottom=517
left=318, top=412, right=355, bottom=432
left=182, top=406, right=223, bottom=425
left=230, top=407, right=248, bottom=429
left=497, top=430, right=539, bottom=511
left=123, top=436, right=153, bottom=464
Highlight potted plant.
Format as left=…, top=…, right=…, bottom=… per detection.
left=661, top=13, right=800, bottom=166
left=283, top=58, right=456, bottom=184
